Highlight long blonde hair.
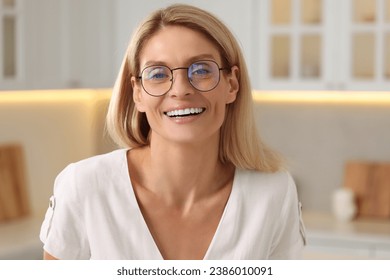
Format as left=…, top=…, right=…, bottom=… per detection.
left=106, top=4, right=281, bottom=172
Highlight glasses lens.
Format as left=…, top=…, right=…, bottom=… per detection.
left=141, top=66, right=172, bottom=96
left=188, top=61, right=220, bottom=91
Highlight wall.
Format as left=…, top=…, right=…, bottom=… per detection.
left=0, top=90, right=114, bottom=217
left=253, top=92, right=390, bottom=212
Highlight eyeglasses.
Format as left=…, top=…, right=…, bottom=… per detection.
left=137, top=60, right=227, bottom=97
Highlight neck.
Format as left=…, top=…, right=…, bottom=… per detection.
left=138, top=134, right=233, bottom=208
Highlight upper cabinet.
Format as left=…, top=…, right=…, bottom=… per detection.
left=0, top=0, right=22, bottom=89
left=258, top=0, right=390, bottom=90
left=0, top=0, right=115, bottom=91
left=1, top=0, right=387, bottom=91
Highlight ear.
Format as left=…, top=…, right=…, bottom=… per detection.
left=131, top=76, right=146, bottom=112
left=225, top=66, right=239, bottom=104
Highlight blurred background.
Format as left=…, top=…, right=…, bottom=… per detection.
left=0, top=0, right=390, bottom=259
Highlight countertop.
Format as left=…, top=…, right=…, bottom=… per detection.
left=302, top=212, right=390, bottom=259
left=0, top=215, right=43, bottom=260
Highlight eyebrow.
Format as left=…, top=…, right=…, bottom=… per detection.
left=142, top=54, right=218, bottom=68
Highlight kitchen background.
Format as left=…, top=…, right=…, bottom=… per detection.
left=0, top=0, right=390, bottom=259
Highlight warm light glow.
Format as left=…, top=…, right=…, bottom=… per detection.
left=252, top=91, right=390, bottom=105
left=0, top=89, right=112, bottom=103
left=1, top=89, right=390, bottom=106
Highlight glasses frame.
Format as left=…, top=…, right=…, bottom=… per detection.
left=137, top=60, right=228, bottom=97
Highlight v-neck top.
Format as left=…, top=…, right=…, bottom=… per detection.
left=40, top=149, right=306, bottom=259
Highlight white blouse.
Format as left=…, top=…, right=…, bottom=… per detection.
left=40, top=149, right=306, bottom=259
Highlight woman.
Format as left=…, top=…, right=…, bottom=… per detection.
left=40, top=4, right=306, bottom=260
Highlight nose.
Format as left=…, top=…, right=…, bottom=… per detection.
left=168, top=68, right=194, bottom=97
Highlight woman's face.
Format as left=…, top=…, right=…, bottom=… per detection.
left=132, top=25, right=239, bottom=146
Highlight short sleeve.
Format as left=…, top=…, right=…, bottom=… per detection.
left=39, top=164, right=90, bottom=259
left=269, top=173, right=306, bottom=259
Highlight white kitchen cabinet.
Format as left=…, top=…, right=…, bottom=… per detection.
left=0, top=0, right=115, bottom=90
left=258, top=0, right=390, bottom=91
left=2, top=0, right=388, bottom=91
left=303, top=212, right=390, bottom=259
left=1, top=0, right=255, bottom=91
left=0, top=0, right=23, bottom=89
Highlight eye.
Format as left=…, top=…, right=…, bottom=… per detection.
left=143, top=66, right=170, bottom=81
left=190, top=62, right=213, bottom=77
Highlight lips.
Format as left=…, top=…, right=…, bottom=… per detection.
left=164, top=107, right=205, bottom=118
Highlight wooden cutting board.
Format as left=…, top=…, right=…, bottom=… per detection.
left=0, top=144, right=30, bottom=222
left=344, top=161, right=390, bottom=218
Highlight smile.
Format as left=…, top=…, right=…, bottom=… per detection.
left=164, top=107, right=205, bottom=118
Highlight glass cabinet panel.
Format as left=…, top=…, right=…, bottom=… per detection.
left=353, top=0, right=376, bottom=23
left=2, top=0, right=15, bottom=8
left=385, top=33, right=390, bottom=79
left=352, top=33, right=375, bottom=79
left=272, top=0, right=291, bottom=24
left=300, top=35, right=321, bottom=78
left=261, top=0, right=389, bottom=90
left=301, top=0, right=322, bottom=24
left=2, top=16, right=16, bottom=77
left=265, top=0, right=325, bottom=87
left=271, top=35, right=290, bottom=78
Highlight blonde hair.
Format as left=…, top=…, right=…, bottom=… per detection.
left=106, top=4, right=282, bottom=172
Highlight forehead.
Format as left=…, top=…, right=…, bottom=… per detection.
left=139, top=25, right=222, bottom=67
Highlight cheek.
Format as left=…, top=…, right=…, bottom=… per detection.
left=141, top=99, right=164, bottom=124
left=211, top=96, right=229, bottom=126
left=134, top=86, right=163, bottom=114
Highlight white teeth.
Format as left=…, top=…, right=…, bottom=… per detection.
left=166, top=108, right=205, bottom=117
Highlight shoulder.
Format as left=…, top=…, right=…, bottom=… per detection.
left=54, top=149, right=128, bottom=195
left=235, top=169, right=297, bottom=206
left=59, top=149, right=127, bottom=179
left=236, top=169, right=294, bottom=193
left=71, top=149, right=127, bottom=173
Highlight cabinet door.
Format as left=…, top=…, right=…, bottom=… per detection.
left=341, top=0, right=390, bottom=90
left=259, top=0, right=332, bottom=90
left=258, top=0, right=390, bottom=91
left=0, top=0, right=24, bottom=90
left=304, top=245, right=372, bottom=259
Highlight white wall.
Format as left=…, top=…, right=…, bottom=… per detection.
left=0, top=90, right=113, bottom=217
left=255, top=98, right=390, bottom=212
